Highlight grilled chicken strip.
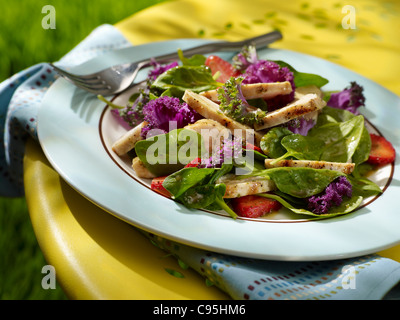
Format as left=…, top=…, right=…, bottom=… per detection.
left=200, top=81, right=292, bottom=102
left=254, top=93, right=326, bottom=130
left=264, top=159, right=355, bottom=175
left=295, top=85, right=323, bottom=99
left=131, top=157, right=156, bottom=179
left=183, top=90, right=263, bottom=146
left=184, top=119, right=231, bottom=154
left=216, top=174, right=276, bottom=198
left=112, top=121, right=148, bottom=156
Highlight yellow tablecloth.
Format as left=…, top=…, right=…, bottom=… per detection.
left=117, top=0, right=400, bottom=96
left=24, top=0, right=400, bottom=299
left=24, top=138, right=229, bottom=299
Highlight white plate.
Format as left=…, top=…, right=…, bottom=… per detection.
left=38, top=39, right=400, bottom=261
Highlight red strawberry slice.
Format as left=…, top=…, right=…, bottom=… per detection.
left=184, top=157, right=202, bottom=168
left=244, top=142, right=263, bottom=153
left=368, top=133, right=395, bottom=165
left=150, top=176, right=171, bottom=198
left=205, top=55, right=241, bottom=83
left=231, top=195, right=282, bottom=218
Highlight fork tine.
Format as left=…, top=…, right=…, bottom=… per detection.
left=50, top=63, right=113, bottom=93
left=77, top=81, right=112, bottom=91
left=50, top=63, right=102, bottom=81
left=64, top=77, right=112, bottom=94
left=62, top=75, right=105, bottom=86
left=67, top=81, right=112, bottom=95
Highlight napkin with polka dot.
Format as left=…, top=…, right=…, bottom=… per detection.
left=146, top=232, right=400, bottom=300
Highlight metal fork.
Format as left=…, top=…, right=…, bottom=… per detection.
left=50, top=30, right=282, bottom=96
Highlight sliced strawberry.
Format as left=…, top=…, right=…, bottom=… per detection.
left=231, top=195, right=282, bottom=218
left=184, top=157, right=202, bottom=168
left=368, top=133, right=395, bottom=165
left=244, top=142, right=263, bottom=153
left=205, top=55, right=241, bottom=83
left=150, top=176, right=171, bottom=198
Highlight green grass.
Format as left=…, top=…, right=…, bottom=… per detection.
left=0, top=197, right=67, bottom=299
left=0, top=0, right=169, bottom=300
left=0, top=0, right=169, bottom=81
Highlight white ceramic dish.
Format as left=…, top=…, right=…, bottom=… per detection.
left=38, top=39, right=399, bottom=261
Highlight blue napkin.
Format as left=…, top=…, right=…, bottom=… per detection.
left=147, top=233, right=400, bottom=300
left=2, top=24, right=400, bottom=300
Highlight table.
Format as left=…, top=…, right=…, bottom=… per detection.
left=24, top=0, right=400, bottom=299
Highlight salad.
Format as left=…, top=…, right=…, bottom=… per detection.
left=105, top=45, right=395, bottom=220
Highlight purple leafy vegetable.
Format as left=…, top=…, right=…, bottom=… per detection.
left=307, top=176, right=353, bottom=214
left=141, top=96, right=201, bottom=138
left=327, top=81, right=365, bottom=115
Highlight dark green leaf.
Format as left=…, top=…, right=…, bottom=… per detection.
left=279, top=134, right=325, bottom=161
left=313, top=107, right=371, bottom=165
left=309, top=115, right=365, bottom=163
left=258, top=191, right=362, bottom=218
left=205, top=279, right=214, bottom=287
left=347, top=175, right=382, bottom=198
left=263, top=167, right=344, bottom=198
left=177, top=48, right=207, bottom=66
left=151, top=65, right=221, bottom=96
left=178, top=259, right=190, bottom=270
left=135, top=129, right=205, bottom=177
left=163, top=167, right=215, bottom=199
left=260, top=127, right=293, bottom=158
left=247, top=98, right=269, bottom=111
left=165, top=268, right=185, bottom=278
left=178, top=184, right=226, bottom=209
left=273, top=60, right=329, bottom=88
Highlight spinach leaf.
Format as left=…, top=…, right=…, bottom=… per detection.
left=347, top=175, right=382, bottom=198
left=260, top=127, right=293, bottom=158
left=323, top=195, right=363, bottom=216
left=135, top=129, right=205, bottom=177
left=163, top=163, right=238, bottom=219
left=151, top=65, right=222, bottom=97
left=316, top=106, right=356, bottom=125
left=179, top=183, right=225, bottom=209
left=278, top=134, right=325, bottom=162
left=258, top=192, right=363, bottom=218
left=259, top=107, right=370, bottom=169
left=262, top=167, right=344, bottom=198
left=273, top=60, right=329, bottom=88
left=208, top=163, right=234, bottom=184
left=247, top=98, right=269, bottom=111
left=179, top=183, right=237, bottom=219
left=163, top=163, right=233, bottom=200
left=351, top=125, right=371, bottom=166
left=314, top=106, right=371, bottom=166
left=177, top=49, right=206, bottom=66
left=163, top=167, right=215, bottom=199
left=309, top=115, right=365, bottom=163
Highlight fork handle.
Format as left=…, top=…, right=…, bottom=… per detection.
left=144, top=30, right=282, bottom=64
